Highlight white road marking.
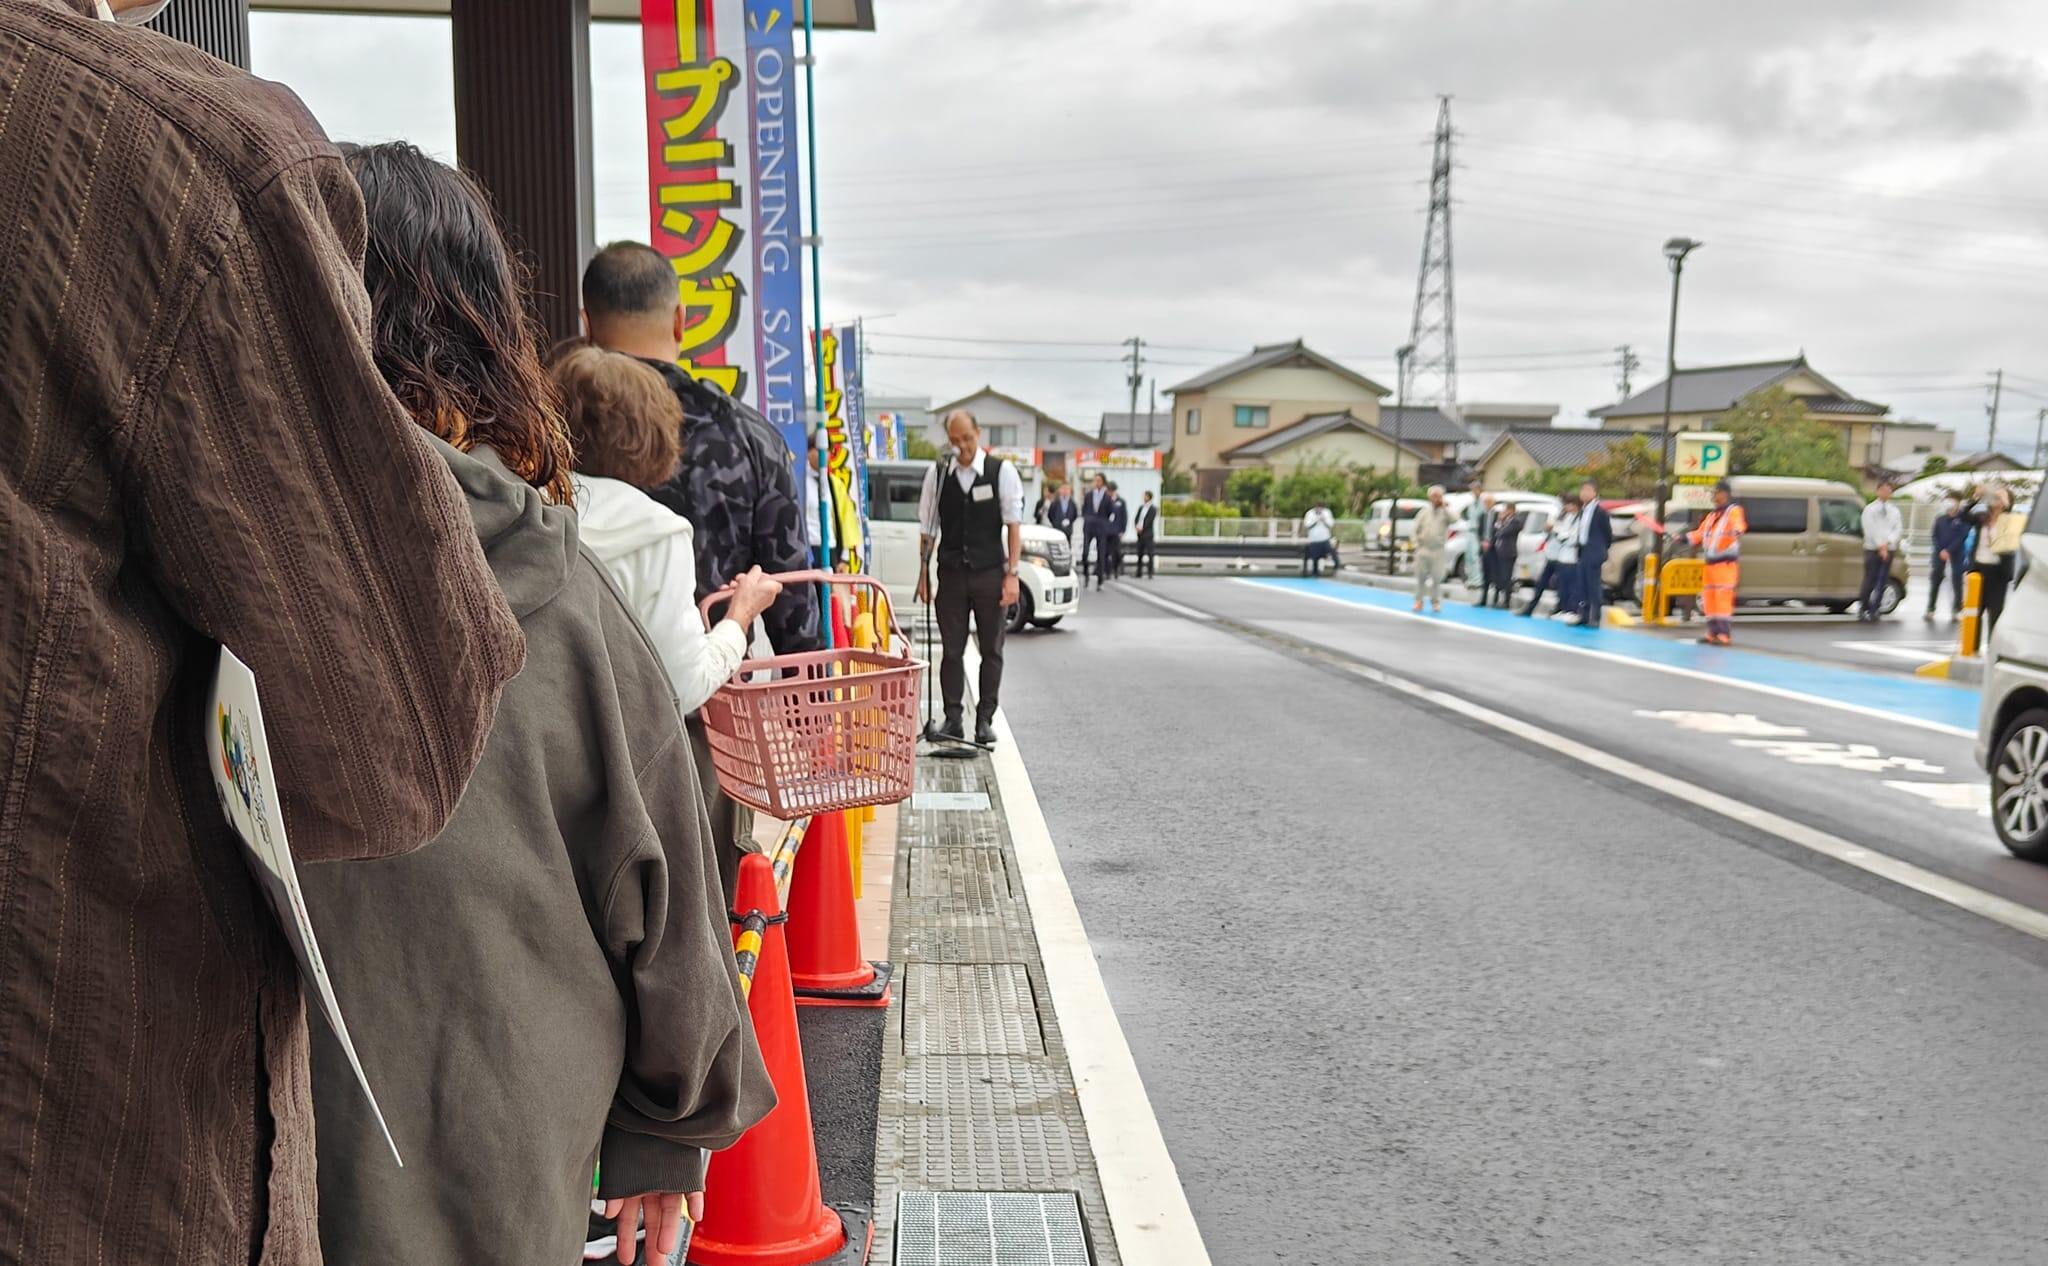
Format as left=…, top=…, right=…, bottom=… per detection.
left=1727, top=739, right=1945, bottom=775
left=986, top=708, right=1214, bottom=1266
left=1633, top=710, right=1810, bottom=737
left=1233, top=579, right=1976, bottom=739
left=1831, top=639, right=1956, bottom=664
left=1886, top=781, right=1993, bottom=817
left=1122, top=584, right=2048, bottom=944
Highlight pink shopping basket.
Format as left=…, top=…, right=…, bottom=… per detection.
left=697, top=570, right=926, bottom=817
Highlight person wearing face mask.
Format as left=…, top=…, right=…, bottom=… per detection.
left=1928, top=495, right=1970, bottom=623
left=0, top=3, right=527, bottom=1262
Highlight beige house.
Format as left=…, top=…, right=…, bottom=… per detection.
left=1589, top=355, right=1953, bottom=471
left=1166, top=341, right=1393, bottom=498
left=927, top=387, right=1101, bottom=484
left=1473, top=427, right=1623, bottom=489
left=1221, top=411, right=1430, bottom=476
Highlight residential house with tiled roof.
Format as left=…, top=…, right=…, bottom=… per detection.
left=1164, top=340, right=1391, bottom=498
left=1221, top=410, right=1433, bottom=476
left=926, top=387, right=1102, bottom=484
left=1589, top=355, right=1951, bottom=474
left=1474, top=427, right=1628, bottom=488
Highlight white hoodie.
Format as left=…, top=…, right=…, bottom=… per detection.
left=573, top=474, right=747, bottom=713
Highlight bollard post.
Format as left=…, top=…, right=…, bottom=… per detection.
left=1641, top=551, right=1661, bottom=625
left=1959, top=569, right=1984, bottom=658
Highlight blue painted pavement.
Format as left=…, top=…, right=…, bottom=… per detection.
left=1245, top=576, right=1982, bottom=734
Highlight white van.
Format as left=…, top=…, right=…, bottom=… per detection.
left=864, top=459, right=1081, bottom=632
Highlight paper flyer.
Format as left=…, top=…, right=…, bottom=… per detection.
left=207, top=646, right=402, bottom=1166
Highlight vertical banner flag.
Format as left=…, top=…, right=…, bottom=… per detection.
left=817, top=327, right=864, bottom=571
left=639, top=1, right=753, bottom=399
left=840, top=322, right=869, bottom=535
left=640, top=0, right=808, bottom=493
left=742, top=0, right=808, bottom=483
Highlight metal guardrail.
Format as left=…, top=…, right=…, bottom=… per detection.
left=1157, top=516, right=1374, bottom=545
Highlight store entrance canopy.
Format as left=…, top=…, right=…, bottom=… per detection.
left=250, top=0, right=873, bottom=25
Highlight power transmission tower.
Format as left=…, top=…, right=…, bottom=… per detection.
left=1987, top=368, right=2004, bottom=455
left=1124, top=336, right=1145, bottom=428
left=1407, top=95, right=1458, bottom=407
left=1615, top=344, right=1640, bottom=399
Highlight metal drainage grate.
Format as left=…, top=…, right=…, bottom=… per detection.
left=894, top=1191, right=1091, bottom=1266
left=904, top=963, right=1045, bottom=1056
left=912, top=791, right=992, bottom=812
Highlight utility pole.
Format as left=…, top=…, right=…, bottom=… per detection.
left=1147, top=377, right=1159, bottom=446
left=1615, top=344, right=1640, bottom=399
left=1651, top=237, right=1702, bottom=534
left=1124, top=336, right=1145, bottom=430
left=2033, top=406, right=2045, bottom=470
left=1987, top=369, right=2005, bottom=456
left=1407, top=96, right=1458, bottom=407
left=1386, top=343, right=1415, bottom=576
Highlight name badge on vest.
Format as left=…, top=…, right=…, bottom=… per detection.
left=971, top=484, right=995, bottom=503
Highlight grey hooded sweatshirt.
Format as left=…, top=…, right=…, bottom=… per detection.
left=302, top=440, right=774, bottom=1264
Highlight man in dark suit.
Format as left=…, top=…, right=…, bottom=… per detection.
left=1045, top=482, right=1079, bottom=538
left=1080, top=473, right=1114, bottom=587
left=1132, top=490, right=1160, bottom=578
left=1488, top=502, right=1524, bottom=608
left=1572, top=480, right=1613, bottom=627
left=1106, top=482, right=1130, bottom=580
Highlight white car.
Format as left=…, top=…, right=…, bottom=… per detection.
left=864, top=459, right=1081, bottom=632
left=1442, top=492, right=1563, bottom=584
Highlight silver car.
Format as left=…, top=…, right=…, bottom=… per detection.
left=1977, top=496, right=2048, bottom=858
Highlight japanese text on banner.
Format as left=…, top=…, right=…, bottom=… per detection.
left=640, top=0, right=754, bottom=398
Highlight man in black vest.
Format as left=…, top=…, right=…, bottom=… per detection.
left=1080, top=473, right=1114, bottom=587
left=917, top=409, right=1024, bottom=746
left=1131, top=490, right=1160, bottom=578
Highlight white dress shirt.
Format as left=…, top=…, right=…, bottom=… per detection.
left=1861, top=498, right=1903, bottom=551
left=918, top=447, right=1025, bottom=535
left=1303, top=507, right=1334, bottom=543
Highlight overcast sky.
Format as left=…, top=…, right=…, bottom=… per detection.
left=253, top=0, right=2048, bottom=452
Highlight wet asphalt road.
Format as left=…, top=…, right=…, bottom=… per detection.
left=998, top=578, right=2048, bottom=1266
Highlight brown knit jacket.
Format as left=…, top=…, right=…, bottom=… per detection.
left=0, top=2, right=524, bottom=1261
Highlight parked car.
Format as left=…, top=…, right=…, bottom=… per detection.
left=1603, top=477, right=1908, bottom=612
left=1979, top=494, right=2048, bottom=859
left=865, top=459, right=1081, bottom=632
left=1441, top=491, right=1561, bottom=582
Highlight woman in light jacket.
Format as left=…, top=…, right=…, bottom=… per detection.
left=303, top=142, right=773, bottom=1266
left=553, top=343, right=781, bottom=712
left=1973, top=486, right=2025, bottom=651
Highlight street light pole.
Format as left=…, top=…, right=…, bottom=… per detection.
left=1652, top=237, right=1702, bottom=533
left=1387, top=343, right=1415, bottom=575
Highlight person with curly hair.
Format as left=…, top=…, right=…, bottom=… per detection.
left=301, top=143, right=772, bottom=1266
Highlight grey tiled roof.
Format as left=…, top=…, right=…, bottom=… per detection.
left=1589, top=357, right=1886, bottom=418
left=1165, top=339, right=1390, bottom=396
left=1223, top=410, right=1428, bottom=460
left=1098, top=411, right=1171, bottom=446
left=1491, top=426, right=1624, bottom=470
left=1379, top=405, right=1473, bottom=444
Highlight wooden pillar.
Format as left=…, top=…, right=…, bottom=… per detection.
left=147, top=0, right=249, bottom=69
left=450, top=0, right=594, bottom=344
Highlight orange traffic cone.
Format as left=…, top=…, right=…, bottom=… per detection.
left=693, top=854, right=866, bottom=1266
left=785, top=811, right=891, bottom=1006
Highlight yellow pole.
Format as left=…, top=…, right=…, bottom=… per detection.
left=1959, top=569, right=1984, bottom=658
left=1641, top=551, right=1662, bottom=625
left=844, top=807, right=862, bottom=899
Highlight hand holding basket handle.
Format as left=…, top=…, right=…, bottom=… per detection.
left=701, top=569, right=908, bottom=657
left=705, top=567, right=783, bottom=631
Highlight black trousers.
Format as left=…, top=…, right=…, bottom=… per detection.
left=1080, top=532, right=1107, bottom=581
left=937, top=563, right=1005, bottom=724
left=1134, top=531, right=1156, bottom=577
left=1975, top=556, right=2015, bottom=652
left=1927, top=555, right=1966, bottom=614
left=1105, top=535, right=1124, bottom=579
left=1860, top=549, right=1890, bottom=615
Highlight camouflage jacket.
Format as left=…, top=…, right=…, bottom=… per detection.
left=643, top=360, right=823, bottom=653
